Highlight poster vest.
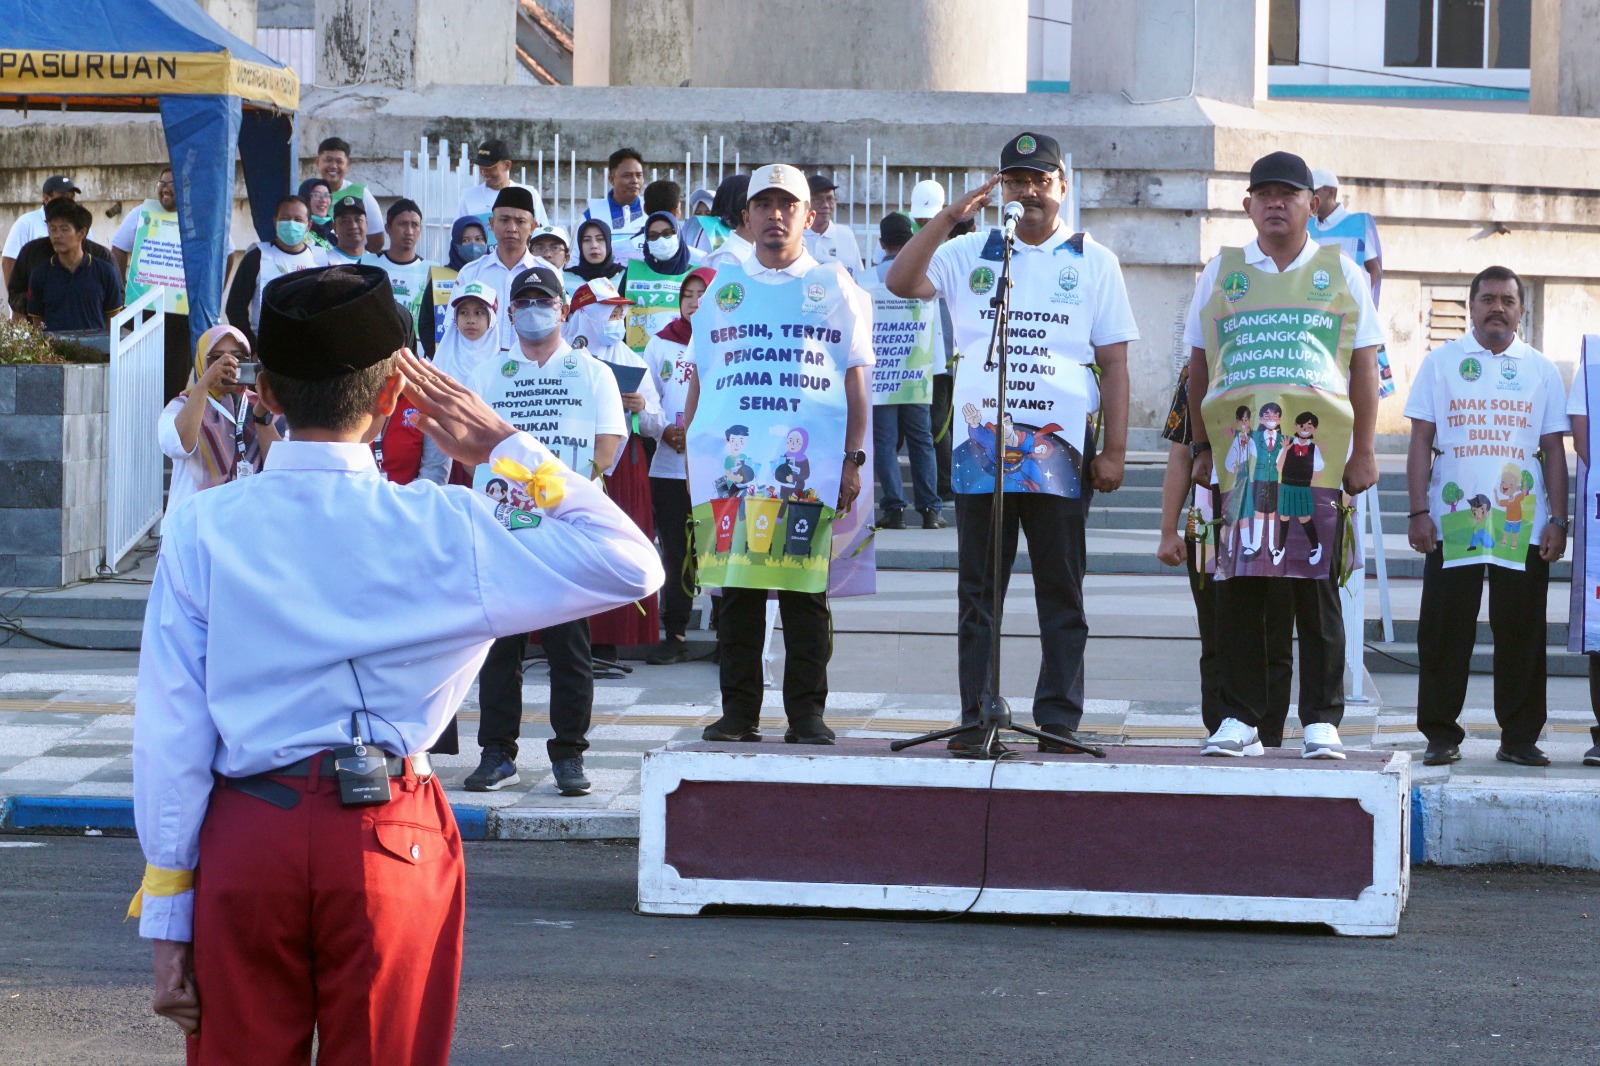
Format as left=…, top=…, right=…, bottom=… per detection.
left=622, top=258, right=688, bottom=353
left=123, top=200, right=187, bottom=314
left=861, top=273, right=935, bottom=406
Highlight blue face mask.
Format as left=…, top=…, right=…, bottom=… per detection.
left=602, top=318, right=628, bottom=343
left=276, top=220, right=308, bottom=246
left=511, top=304, right=561, bottom=341
left=457, top=242, right=487, bottom=263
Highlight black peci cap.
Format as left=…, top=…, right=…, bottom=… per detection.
left=1247, top=151, right=1314, bottom=192
left=258, top=265, right=409, bottom=380
left=999, top=132, right=1064, bottom=175
left=492, top=186, right=537, bottom=215
left=475, top=138, right=512, bottom=166
left=509, top=265, right=566, bottom=302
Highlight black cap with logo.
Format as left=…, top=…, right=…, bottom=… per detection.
left=476, top=138, right=512, bottom=167
left=998, top=132, right=1065, bottom=175
left=1246, top=151, right=1314, bottom=192
left=509, top=265, right=566, bottom=302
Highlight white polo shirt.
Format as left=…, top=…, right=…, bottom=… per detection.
left=804, top=221, right=864, bottom=275
left=448, top=247, right=555, bottom=350
left=456, top=182, right=549, bottom=227
left=1184, top=237, right=1384, bottom=351
left=3, top=207, right=47, bottom=259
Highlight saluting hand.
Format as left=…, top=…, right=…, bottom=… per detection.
left=151, top=939, right=200, bottom=1036
left=946, top=174, right=1002, bottom=224
left=397, top=349, right=516, bottom=468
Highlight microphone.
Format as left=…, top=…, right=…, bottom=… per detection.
left=1002, top=201, right=1024, bottom=239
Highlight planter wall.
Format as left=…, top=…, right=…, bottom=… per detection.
left=0, top=364, right=108, bottom=587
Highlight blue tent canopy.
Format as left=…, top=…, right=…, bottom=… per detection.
left=0, top=0, right=301, bottom=349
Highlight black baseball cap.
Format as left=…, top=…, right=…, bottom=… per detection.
left=879, top=211, right=914, bottom=245
left=332, top=197, right=366, bottom=218
left=998, top=132, right=1064, bottom=174
left=476, top=138, right=512, bottom=167
left=509, top=265, right=566, bottom=302
left=806, top=173, right=838, bottom=195
left=43, top=175, right=80, bottom=196
left=1246, top=151, right=1314, bottom=192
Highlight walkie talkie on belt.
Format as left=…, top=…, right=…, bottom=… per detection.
left=333, top=712, right=393, bottom=807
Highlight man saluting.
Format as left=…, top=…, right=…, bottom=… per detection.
left=129, top=264, right=662, bottom=1063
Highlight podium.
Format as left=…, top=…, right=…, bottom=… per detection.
left=639, top=740, right=1411, bottom=936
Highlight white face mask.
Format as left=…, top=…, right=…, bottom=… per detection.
left=602, top=318, right=628, bottom=342
left=647, top=234, right=680, bottom=261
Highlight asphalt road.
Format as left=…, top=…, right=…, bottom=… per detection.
left=1, top=838, right=1597, bottom=1065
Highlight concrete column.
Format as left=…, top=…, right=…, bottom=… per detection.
left=1530, top=0, right=1600, bottom=117
left=1072, top=0, right=1268, bottom=107
left=572, top=0, right=613, bottom=86
left=688, top=0, right=1027, bottom=92
left=196, top=0, right=258, bottom=45
left=316, top=0, right=515, bottom=89
left=609, top=0, right=692, bottom=87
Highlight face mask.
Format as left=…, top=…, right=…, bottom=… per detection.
left=511, top=304, right=560, bottom=341
left=603, top=318, right=628, bottom=343
left=311, top=213, right=331, bottom=225
left=647, top=235, right=680, bottom=261
left=276, top=220, right=308, bottom=245
left=458, top=242, right=487, bottom=263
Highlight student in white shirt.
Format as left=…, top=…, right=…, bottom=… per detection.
left=802, top=173, right=863, bottom=275
left=456, top=138, right=548, bottom=224
left=133, top=263, right=660, bottom=1061
left=443, top=187, right=549, bottom=351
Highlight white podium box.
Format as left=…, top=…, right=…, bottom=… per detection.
left=639, top=741, right=1411, bottom=937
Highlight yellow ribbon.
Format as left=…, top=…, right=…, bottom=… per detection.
left=490, top=456, right=568, bottom=510
left=125, top=864, right=195, bottom=920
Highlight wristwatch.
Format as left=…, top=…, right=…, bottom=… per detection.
left=1189, top=441, right=1211, bottom=458
left=1551, top=516, right=1569, bottom=530
left=844, top=449, right=867, bottom=467
left=252, top=408, right=274, bottom=426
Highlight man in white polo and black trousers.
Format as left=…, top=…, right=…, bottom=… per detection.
left=887, top=132, right=1139, bottom=753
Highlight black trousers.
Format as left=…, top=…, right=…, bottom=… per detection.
left=932, top=373, right=953, bottom=498
left=1216, top=576, right=1344, bottom=730
left=1417, top=546, right=1548, bottom=747
left=1187, top=542, right=1296, bottom=744
left=717, top=586, right=830, bottom=728
left=956, top=492, right=1086, bottom=729
left=164, top=312, right=191, bottom=405
left=650, top=476, right=695, bottom=639
left=1586, top=658, right=1600, bottom=740
left=476, top=618, right=592, bottom=762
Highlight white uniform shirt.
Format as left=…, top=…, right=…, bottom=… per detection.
left=804, top=221, right=864, bottom=275
left=645, top=332, right=694, bottom=479
left=446, top=248, right=554, bottom=350
left=3, top=206, right=47, bottom=259
left=133, top=431, right=663, bottom=940
left=466, top=341, right=628, bottom=479
left=1183, top=237, right=1384, bottom=351
left=703, top=230, right=753, bottom=270
left=456, top=181, right=548, bottom=226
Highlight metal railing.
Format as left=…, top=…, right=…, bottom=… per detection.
left=401, top=135, right=1079, bottom=267
left=104, top=287, right=166, bottom=574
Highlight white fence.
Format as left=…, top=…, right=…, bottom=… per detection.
left=104, top=287, right=166, bottom=574
left=401, top=135, right=1080, bottom=266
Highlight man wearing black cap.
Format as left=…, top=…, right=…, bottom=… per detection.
left=460, top=265, right=627, bottom=795
left=887, top=131, right=1139, bottom=754
left=456, top=137, right=548, bottom=224
left=4, top=174, right=84, bottom=287
left=328, top=196, right=369, bottom=265
left=1185, top=150, right=1384, bottom=761
left=130, top=264, right=661, bottom=1061
left=802, top=173, right=863, bottom=276
left=446, top=186, right=552, bottom=351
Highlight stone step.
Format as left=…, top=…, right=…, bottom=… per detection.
left=0, top=589, right=150, bottom=621
left=0, top=616, right=144, bottom=651
left=1364, top=640, right=1589, bottom=677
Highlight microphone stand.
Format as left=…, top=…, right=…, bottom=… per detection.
left=893, top=212, right=1104, bottom=760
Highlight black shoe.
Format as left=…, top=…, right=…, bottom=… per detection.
left=551, top=756, right=591, bottom=796
left=464, top=748, right=519, bottom=792
left=1036, top=723, right=1079, bottom=754
left=920, top=509, right=948, bottom=530
left=646, top=638, right=691, bottom=665
left=1496, top=743, right=1551, bottom=767
left=1423, top=743, right=1462, bottom=766
left=1585, top=742, right=1600, bottom=767
left=703, top=719, right=762, bottom=742
left=946, top=728, right=1000, bottom=755
left=880, top=510, right=906, bottom=530
left=784, top=718, right=836, bottom=745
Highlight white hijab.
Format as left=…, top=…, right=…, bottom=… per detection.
left=562, top=301, right=630, bottom=361
left=433, top=294, right=503, bottom=383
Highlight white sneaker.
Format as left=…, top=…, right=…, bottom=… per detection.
left=1202, top=717, right=1264, bottom=757
left=1302, top=722, right=1346, bottom=760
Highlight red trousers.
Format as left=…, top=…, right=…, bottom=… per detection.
left=186, top=759, right=465, bottom=1065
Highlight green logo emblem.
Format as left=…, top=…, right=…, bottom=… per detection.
left=968, top=266, right=995, bottom=295
left=1501, top=359, right=1519, bottom=380
left=660, top=359, right=672, bottom=381
left=1459, top=357, right=1482, bottom=382
left=1058, top=267, right=1079, bottom=291
left=563, top=352, right=578, bottom=370
left=716, top=282, right=745, bottom=312
left=806, top=283, right=826, bottom=302
left=1016, top=134, right=1037, bottom=155
left=1312, top=269, right=1330, bottom=291
left=508, top=511, right=541, bottom=530
left=500, top=359, right=518, bottom=377
left=1222, top=271, right=1250, bottom=302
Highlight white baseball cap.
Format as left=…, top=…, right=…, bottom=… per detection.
left=747, top=163, right=811, bottom=203
left=909, top=179, right=945, bottom=221
left=530, top=224, right=570, bottom=250
left=450, top=279, right=499, bottom=312
left=1310, top=168, right=1339, bottom=190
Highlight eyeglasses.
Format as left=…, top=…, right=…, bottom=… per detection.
left=509, top=297, right=561, bottom=312
left=156, top=181, right=175, bottom=191
left=1001, top=173, right=1055, bottom=192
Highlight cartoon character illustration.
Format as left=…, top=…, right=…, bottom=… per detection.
left=1274, top=410, right=1326, bottom=566
left=1495, top=462, right=1533, bottom=549
left=773, top=427, right=811, bottom=499
left=717, top=423, right=757, bottom=497
left=1242, top=402, right=1285, bottom=561
left=1465, top=493, right=1494, bottom=552
left=484, top=477, right=515, bottom=528
left=1221, top=404, right=1254, bottom=557
left=962, top=404, right=1063, bottom=492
